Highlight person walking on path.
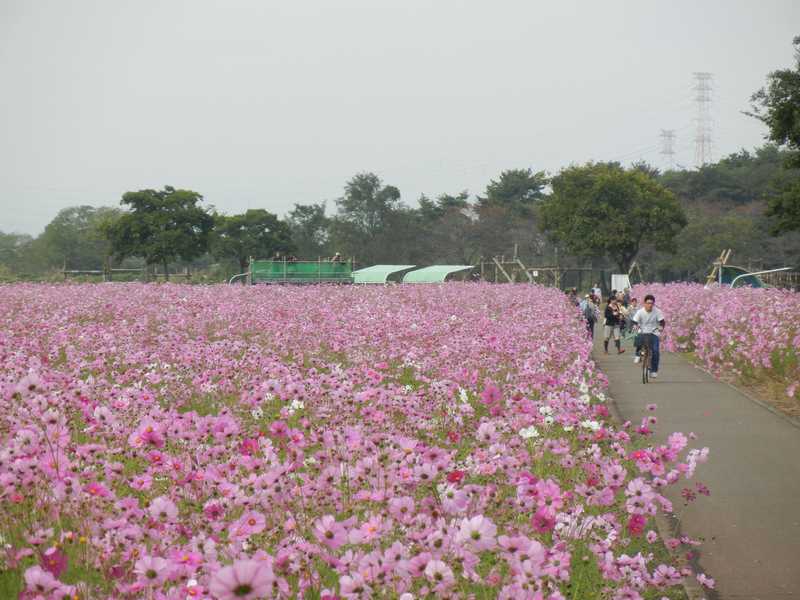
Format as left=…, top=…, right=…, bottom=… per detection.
left=603, top=297, right=625, bottom=354
left=580, top=294, right=598, bottom=339
left=632, top=294, right=665, bottom=377
left=592, top=282, right=602, bottom=304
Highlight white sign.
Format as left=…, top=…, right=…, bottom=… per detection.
left=611, top=274, right=631, bottom=292
left=532, top=270, right=539, bottom=277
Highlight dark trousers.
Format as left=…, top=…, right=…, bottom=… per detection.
left=587, top=319, right=595, bottom=339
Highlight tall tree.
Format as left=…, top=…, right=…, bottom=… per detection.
left=539, top=163, right=687, bottom=272
left=106, top=186, right=213, bottom=278
left=750, top=35, right=800, bottom=233
left=212, top=209, right=294, bottom=271
left=286, top=202, right=330, bottom=258
left=331, top=173, right=404, bottom=263
left=37, top=205, right=121, bottom=269
left=480, top=168, right=548, bottom=216
left=336, top=173, right=401, bottom=239
left=0, top=231, right=33, bottom=273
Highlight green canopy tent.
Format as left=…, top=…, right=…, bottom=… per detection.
left=719, top=265, right=765, bottom=288
left=352, top=265, right=416, bottom=284
left=402, top=265, right=474, bottom=283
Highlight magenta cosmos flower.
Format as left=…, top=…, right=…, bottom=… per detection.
left=209, top=559, right=274, bottom=600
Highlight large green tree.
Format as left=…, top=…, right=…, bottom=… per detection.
left=212, top=209, right=294, bottom=271
left=0, top=231, right=33, bottom=274
left=106, top=186, right=214, bottom=278
left=336, top=173, right=401, bottom=239
left=36, top=205, right=121, bottom=270
left=479, top=168, right=547, bottom=217
left=539, top=163, right=687, bottom=272
left=330, top=173, right=404, bottom=263
left=286, top=202, right=331, bottom=259
left=750, top=35, right=800, bottom=233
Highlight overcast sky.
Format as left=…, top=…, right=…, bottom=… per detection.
left=1, top=0, right=798, bottom=235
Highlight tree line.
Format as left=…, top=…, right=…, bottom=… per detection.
left=1, top=147, right=797, bottom=284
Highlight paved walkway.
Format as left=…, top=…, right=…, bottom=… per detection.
left=593, top=334, right=800, bottom=600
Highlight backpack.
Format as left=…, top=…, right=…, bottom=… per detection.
left=582, top=302, right=595, bottom=321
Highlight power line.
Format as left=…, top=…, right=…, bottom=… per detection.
left=693, top=72, right=714, bottom=167
left=660, top=129, right=676, bottom=170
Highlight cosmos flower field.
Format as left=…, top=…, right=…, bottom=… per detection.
left=632, top=283, right=800, bottom=401
left=0, top=283, right=712, bottom=599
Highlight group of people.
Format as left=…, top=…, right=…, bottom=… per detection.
left=270, top=252, right=346, bottom=263
left=570, top=284, right=666, bottom=378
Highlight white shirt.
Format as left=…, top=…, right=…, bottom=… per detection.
left=633, top=306, right=665, bottom=334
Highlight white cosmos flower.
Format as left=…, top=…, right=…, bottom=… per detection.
left=581, top=420, right=601, bottom=432
left=543, top=416, right=555, bottom=426
left=519, top=426, right=539, bottom=439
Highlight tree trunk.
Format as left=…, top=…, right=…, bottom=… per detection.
left=163, top=258, right=169, bottom=281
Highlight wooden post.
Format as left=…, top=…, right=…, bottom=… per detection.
left=493, top=257, right=513, bottom=283
left=515, top=258, right=534, bottom=283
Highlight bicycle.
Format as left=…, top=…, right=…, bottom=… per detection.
left=623, top=329, right=654, bottom=384
left=640, top=333, right=653, bottom=384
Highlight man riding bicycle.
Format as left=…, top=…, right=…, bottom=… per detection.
left=632, top=294, right=665, bottom=378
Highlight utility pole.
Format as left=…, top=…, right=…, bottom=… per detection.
left=660, top=129, right=676, bottom=170
left=693, top=72, right=713, bottom=167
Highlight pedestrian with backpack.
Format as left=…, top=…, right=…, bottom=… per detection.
left=581, top=294, right=598, bottom=339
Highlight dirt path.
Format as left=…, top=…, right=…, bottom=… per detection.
left=594, top=333, right=800, bottom=600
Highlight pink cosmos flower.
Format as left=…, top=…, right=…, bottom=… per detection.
left=440, top=485, right=469, bottom=514
left=23, top=565, right=58, bottom=595
left=231, top=510, right=266, bottom=541
left=456, top=515, right=497, bottom=551
left=424, top=559, right=455, bottom=589
left=627, top=514, right=647, bottom=536
left=269, top=420, right=288, bottom=438
left=543, top=549, right=571, bottom=581
left=532, top=507, right=556, bottom=533
left=84, top=481, right=110, bottom=498
left=339, top=572, right=371, bottom=598
left=134, top=555, right=169, bottom=585
left=203, top=500, right=225, bottom=521
left=697, top=573, right=716, bottom=589
left=40, top=546, right=67, bottom=578
left=388, top=496, right=415, bottom=522
left=149, top=495, right=179, bottom=523
left=481, top=382, right=501, bottom=405
left=209, top=560, right=274, bottom=600
left=313, top=515, right=347, bottom=550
